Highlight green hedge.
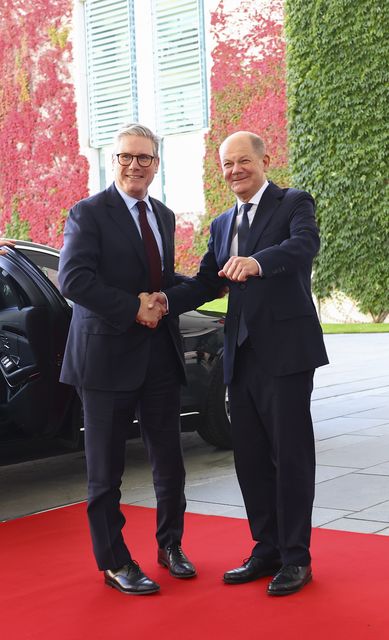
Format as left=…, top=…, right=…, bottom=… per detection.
left=285, top=0, right=389, bottom=322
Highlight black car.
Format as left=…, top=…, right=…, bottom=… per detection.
left=0, top=241, right=231, bottom=451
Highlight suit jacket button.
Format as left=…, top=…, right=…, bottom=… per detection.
left=239, top=283, right=247, bottom=290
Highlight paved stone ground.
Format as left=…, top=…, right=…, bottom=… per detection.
left=1, top=334, right=389, bottom=537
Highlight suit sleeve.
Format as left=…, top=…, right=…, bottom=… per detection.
left=58, top=202, right=140, bottom=332
left=164, top=219, right=223, bottom=317
left=253, top=192, right=320, bottom=277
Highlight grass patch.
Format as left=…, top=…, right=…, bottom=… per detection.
left=198, top=298, right=227, bottom=314
left=322, top=323, right=388, bottom=334
left=198, top=299, right=388, bottom=333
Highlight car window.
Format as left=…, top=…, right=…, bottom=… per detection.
left=18, top=249, right=60, bottom=291
left=38, top=266, right=59, bottom=290
left=0, top=269, right=29, bottom=310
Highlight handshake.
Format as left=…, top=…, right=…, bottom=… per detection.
left=136, top=292, right=167, bottom=329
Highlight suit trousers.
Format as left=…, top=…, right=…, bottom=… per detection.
left=78, top=324, right=186, bottom=570
left=229, top=340, right=315, bottom=566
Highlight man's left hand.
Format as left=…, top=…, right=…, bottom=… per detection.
left=218, top=256, right=259, bottom=282
left=0, top=239, right=15, bottom=255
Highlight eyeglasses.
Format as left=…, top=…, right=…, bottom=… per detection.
left=116, top=153, right=155, bottom=167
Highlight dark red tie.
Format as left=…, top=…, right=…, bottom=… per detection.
left=136, top=200, right=162, bottom=292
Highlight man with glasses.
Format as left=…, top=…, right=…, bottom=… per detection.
left=59, top=123, right=209, bottom=595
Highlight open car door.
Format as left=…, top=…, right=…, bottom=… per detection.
left=0, top=247, right=76, bottom=442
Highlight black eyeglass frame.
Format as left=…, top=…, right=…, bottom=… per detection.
left=116, top=153, right=155, bottom=167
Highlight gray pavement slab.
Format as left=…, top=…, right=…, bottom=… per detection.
left=315, top=465, right=355, bottom=483
left=313, top=376, right=389, bottom=399
left=315, top=434, right=378, bottom=455
left=320, top=518, right=388, bottom=534
left=346, top=500, right=389, bottom=523
left=356, top=461, right=389, bottom=475
left=185, top=475, right=244, bottom=506
left=316, top=434, right=389, bottom=467
left=311, top=396, right=388, bottom=422
left=185, top=501, right=246, bottom=519
left=376, top=528, right=389, bottom=536
left=314, top=473, right=389, bottom=511
left=353, top=423, right=389, bottom=437
left=312, top=507, right=353, bottom=527
left=352, top=406, right=389, bottom=420
left=314, top=416, right=388, bottom=440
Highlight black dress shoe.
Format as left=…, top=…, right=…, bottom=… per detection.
left=223, top=556, right=282, bottom=584
left=158, top=543, right=197, bottom=578
left=104, top=561, right=160, bottom=595
left=267, top=564, right=312, bottom=596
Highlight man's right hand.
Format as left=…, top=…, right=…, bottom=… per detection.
left=136, top=293, right=166, bottom=328
left=144, top=291, right=168, bottom=312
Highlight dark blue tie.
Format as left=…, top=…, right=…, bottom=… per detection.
left=237, top=202, right=253, bottom=346
left=237, top=202, right=252, bottom=256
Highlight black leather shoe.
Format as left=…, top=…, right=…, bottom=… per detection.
left=158, top=543, right=197, bottom=578
left=104, top=561, right=160, bottom=595
left=267, top=564, right=312, bottom=596
left=223, top=556, right=282, bottom=584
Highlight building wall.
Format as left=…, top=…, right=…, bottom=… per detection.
left=72, top=0, right=221, bottom=214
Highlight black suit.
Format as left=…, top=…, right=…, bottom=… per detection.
left=59, top=183, right=189, bottom=570
left=165, top=182, right=329, bottom=565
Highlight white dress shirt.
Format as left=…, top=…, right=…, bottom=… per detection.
left=229, top=180, right=269, bottom=276
left=115, top=182, right=165, bottom=269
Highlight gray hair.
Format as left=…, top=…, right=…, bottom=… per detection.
left=219, top=131, right=266, bottom=158
left=247, top=132, right=266, bottom=157
left=113, top=123, right=160, bottom=157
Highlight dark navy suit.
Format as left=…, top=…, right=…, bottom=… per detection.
left=59, top=183, right=192, bottom=570
left=165, top=182, right=329, bottom=565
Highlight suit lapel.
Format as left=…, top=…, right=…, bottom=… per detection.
left=149, top=197, right=174, bottom=275
left=246, top=182, right=284, bottom=255
left=221, top=205, right=238, bottom=263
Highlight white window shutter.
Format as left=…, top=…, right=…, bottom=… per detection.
left=85, top=0, right=138, bottom=148
left=152, top=0, right=208, bottom=135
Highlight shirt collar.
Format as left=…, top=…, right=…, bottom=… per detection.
left=236, top=180, right=269, bottom=211
left=114, top=182, right=152, bottom=212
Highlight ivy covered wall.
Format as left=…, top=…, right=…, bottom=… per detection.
left=0, top=0, right=89, bottom=247
left=285, top=0, right=388, bottom=321
left=197, top=0, right=288, bottom=254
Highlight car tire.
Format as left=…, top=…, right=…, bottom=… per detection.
left=197, top=356, right=232, bottom=449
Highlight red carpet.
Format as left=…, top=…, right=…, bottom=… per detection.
left=1, top=503, right=388, bottom=639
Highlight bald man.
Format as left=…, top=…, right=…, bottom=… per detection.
left=157, top=131, right=328, bottom=596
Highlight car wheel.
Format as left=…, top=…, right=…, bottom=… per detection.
left=197, top=356, right=232, bottom=449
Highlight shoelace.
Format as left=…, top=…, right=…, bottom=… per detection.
left=127, top=559, right=142, bottom=575
left=167, top=544, right=186, bottom=560
left=280, top=565, right=300, bottom=576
